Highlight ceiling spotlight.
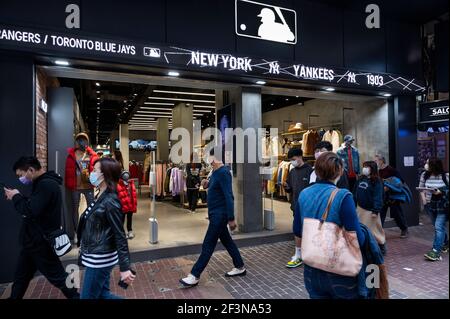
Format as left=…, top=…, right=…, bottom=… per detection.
left=383, top=93, right=392, bottom=97
left=95, top=82, right=100, bottom=87
left=168, top=71, right=180, bottom=77
left=295, top=96, right=299, bottom=98
left=55, top=60, right=69, bottom=66
left=97, top=97, right=100, bottom=100
left=256, top=80, right=266, bottom=85
left=271, top=103, right=274, bottom=106
left=97, top=102, right=100, bottom=105
left=285, top=98, right=289, bottom=101
left=96, top=91, right=100, bottom=94
left=325, top=87, right=335, bottom=92
left=134, top=93, right=138, bottom=96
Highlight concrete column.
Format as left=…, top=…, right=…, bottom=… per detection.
left=390, top=96, right=420, bottom=227
left=172, top=103, right=193, bottom=161
left=156, top=118, right=169, bottom=161
left=119, top=124, right=129, bottom=171
left=229, top=87, right=263, bottom=233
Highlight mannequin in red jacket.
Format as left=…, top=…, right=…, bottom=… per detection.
left=117, top=171, right=137, bottom=239
left=64, top=132, right=99, bottom=241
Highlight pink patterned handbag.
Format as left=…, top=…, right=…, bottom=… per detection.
left=301, top=189, right=363, bottom=277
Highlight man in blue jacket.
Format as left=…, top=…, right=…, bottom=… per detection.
left=180, top=148, right=246, bottom=287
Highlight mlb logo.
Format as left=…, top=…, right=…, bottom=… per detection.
left=235, top=0, right=297, bottom=45
left=143, top=47, right=161, bottom=58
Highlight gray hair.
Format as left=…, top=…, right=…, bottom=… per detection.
left=374, top=153, right=386, bottom=163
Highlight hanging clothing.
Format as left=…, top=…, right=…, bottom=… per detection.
left=322, top=130, right=342, bottom=153
left=302, top=130, right=320, bottom=156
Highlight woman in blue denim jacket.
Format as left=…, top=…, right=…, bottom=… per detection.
left=293, top=152, right=366, bottom=299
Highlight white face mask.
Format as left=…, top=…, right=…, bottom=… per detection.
left=424, top=164, right=430, bottom=171
left=290, top=160, right=299, bottom=168
left=362, top=167, right=371, bottom=176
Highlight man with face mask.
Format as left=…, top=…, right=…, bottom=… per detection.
left=65, top=132, right=99, bottom=243
left=283, top=148, right=313, bottom=268
left=3, top=157, right=80, bottom=299
left=310, top=141, right=350, bottom=190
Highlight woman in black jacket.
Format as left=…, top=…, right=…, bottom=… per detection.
left=78, top=157, right=135, bottom=299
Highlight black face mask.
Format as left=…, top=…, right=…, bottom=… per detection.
left=76, top=139, right=87, bottom=152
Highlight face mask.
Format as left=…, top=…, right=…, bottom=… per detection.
left=314, top=151, right=324, bottom=160
left=424, top=164, right=430, bottom=171
left=362, top=167, right=371, bottom=176
left=290, top=160, right=299, bottom=168
left=19, top=175, right=32, bottom=185
left=76, top=139, right=87, bottom=152
left=89, top=172, right=104, bottom=187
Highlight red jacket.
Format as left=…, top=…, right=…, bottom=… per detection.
left=64, top=147, right=99, bottom=190
left=117, top=180, right=137, bottom=213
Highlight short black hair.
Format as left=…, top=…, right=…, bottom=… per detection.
left=287, top=148, right=303, bottom=159
left=13, top=156, right=42, bottom=172
left=314, top=141, right=333, bottom=152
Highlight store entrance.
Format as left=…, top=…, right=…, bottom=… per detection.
left=38, top=66, right=226, bottom=258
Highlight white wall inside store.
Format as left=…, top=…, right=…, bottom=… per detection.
left=262, top=98, right=389, bottom=163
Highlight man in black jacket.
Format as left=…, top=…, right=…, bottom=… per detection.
left=284, top=148, right=313, bottom=268
left=3, top=156, right=79, bottom=299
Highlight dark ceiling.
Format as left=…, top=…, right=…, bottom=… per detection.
left=57, top=78, right=314, bottom=145
left=58, top=78, right=217, bottom=145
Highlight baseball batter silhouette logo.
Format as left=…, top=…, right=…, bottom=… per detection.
left=235, top=0, right=297, bottom=45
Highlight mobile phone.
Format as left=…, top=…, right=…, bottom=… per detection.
left=118, top=269, right=136, bottom=290
left=0, top=182, right=13, bottom=190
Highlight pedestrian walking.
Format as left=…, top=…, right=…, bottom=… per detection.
left=78, top=157, right=135, bottom=299
left=354, top=161, right=386, bottom=255
left=418, top=158, right=449, bottom=261
left=180, top=148, right=246, bottom=287
left=294, top=152, right=366, bottom=299
left=117, top=171, right=138, bottom=240
left=374, top=154, right=409, bottom=238
left=4, top=156, right=80, bottom=299
left=283, top=148, right=313, bottom=268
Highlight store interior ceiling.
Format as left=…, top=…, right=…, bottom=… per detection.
left=58, top=78, right=314, bottom=145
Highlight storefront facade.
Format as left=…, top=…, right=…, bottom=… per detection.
left=0, top=0, right=429, bottom=283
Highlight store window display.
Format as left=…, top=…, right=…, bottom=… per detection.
left=64, top=132, right=99, bottom=242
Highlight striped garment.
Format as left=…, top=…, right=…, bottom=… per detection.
left=419, top=172, right=449, bottom=203
left=81, top=251, right=118, bottom=268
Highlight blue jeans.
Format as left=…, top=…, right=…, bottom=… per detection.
left=81, top=266, right=122, bottom=299
left=191, top=214, right=244, bottom=278
left=304, top=265, right=360, bottom=299
left=425, top=204, right=449, bottom=253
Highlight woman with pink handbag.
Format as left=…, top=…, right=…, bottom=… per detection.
left=293, top=152, right=366, bottom=299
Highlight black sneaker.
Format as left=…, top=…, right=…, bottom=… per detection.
left=400, top=229, right=409, bottom=238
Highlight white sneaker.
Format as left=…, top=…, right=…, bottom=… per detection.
left=225, top=267, right=246, bottom=277
left=127, top=231, right=135, bottom=239
left=179, top=274, right=199, bottom=287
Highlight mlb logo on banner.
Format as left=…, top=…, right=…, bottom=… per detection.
left=235, top=0, right=297, bottom=45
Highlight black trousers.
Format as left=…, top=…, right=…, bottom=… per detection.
left=381, top=203, right=408, bottom=231
left=187, top=189, right=199, bottom=211
left=123, top=212, right=133, bottom=232
left=10, top=243, right=79, bottom=299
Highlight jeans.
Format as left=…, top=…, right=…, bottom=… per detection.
left=71, top=189, right=95, bottom=234
left=381, top=203, right=408, bottom=231
left=81, top=265, right=122, bottom=299
left=191, top=214, right=244, bottom=278
left=425, top=204, right=449, bottom=253
left=187, top=189, right=199, bottom=211
left=10, top=244, right=79, bottom=299
left=304, top=265, right=360, bottom=299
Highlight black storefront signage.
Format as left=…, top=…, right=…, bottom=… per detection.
left=419, top=100, right=449, bottom=123
left=0, top=24, right=425, bottom=93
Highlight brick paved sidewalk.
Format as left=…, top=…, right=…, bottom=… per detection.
left=1, top=221, right=448, bottom=299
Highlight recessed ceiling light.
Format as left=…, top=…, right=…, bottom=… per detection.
left=96, top=91, right=100, bottom=94
left=97, top=102, right=100, bottom=105
left=133, top=93, right=138, bottom=96
left=95, top=82, right=100, bottom=87
left=325, top=87, right=335, bottom=92
left=256, top=81, right=266, bottom=85
left=383, top=93, right=392, bottom=97
left=97, top=97, right=100, bottom=100
left=168, top=71, right=180, bottom=77
left=285, top=98, right=289, bottom=101
left=148, top=97, right=215, bottom=104
left=55, top=60, right=69, bottom=66
left=271, top=103, right=274, bottom=106
left=295, top=96, right=299, bottom=98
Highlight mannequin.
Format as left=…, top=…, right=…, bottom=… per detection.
left=64, top=132, right=99, bottom=242
left=337, top=135, right=360, bottom=191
